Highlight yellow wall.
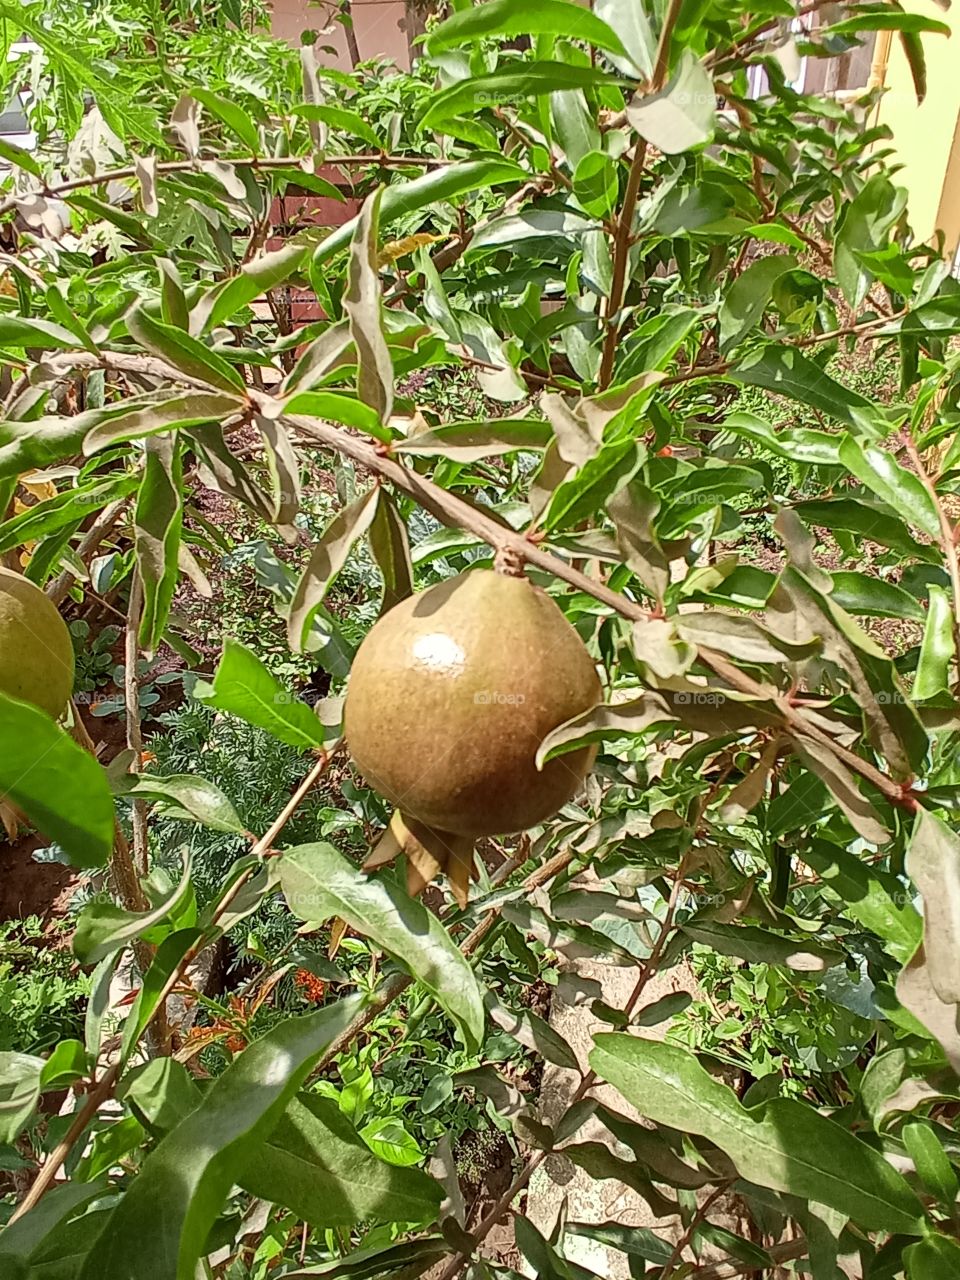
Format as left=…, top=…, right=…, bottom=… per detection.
left=876, top=2, right=960, bottom=254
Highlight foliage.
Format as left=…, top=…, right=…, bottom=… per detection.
left=0, top=918, right=89, bottom=1054
left=1, top=0, right=960, bottom=1276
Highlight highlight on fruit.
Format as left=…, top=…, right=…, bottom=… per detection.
left=344, top=568, right=601, bottom=902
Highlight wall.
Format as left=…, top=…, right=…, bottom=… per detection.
left=876, top=2, right=960, bottom=254
left=271, top=0, right=413, bottom=71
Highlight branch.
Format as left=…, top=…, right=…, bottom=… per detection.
left=0, top=153, right=452, bottom=220
left=598, top=0, right=685, bottom=388
left=279, top=407, right=908, bottom=807
left=45, top=497, right=128, bottom=606
left=124, top=572, right=149, bottom=876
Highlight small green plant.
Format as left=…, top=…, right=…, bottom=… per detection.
left=69, top=621, right=121, bottom=694
left=0, top=918, right=90, bottom=1054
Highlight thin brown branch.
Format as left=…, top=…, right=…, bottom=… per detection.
left=45, top=497, right=128, bottom=606
left=662, top=1183, right=733, bottom=1277
left=0, top=153, right=452, bottom=220
left=280, top=407, right=908, bottom=807
left=598, top=0, right=687, bottom=389
left=691, top=1237, right=808, bottom=1279
left=124, top=572, right=149, bottom=876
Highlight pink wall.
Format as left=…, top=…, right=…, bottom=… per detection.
left=271, top=0, right=412, bottom=71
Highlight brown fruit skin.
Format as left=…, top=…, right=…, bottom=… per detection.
left=344, top=570, right=601, bottom=837
left=0, top=567, right=75, bottom=720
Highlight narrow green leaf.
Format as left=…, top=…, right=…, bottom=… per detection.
left=190, top=87, right=261, bottom=151
left=0, top=1052, right=43, bottom=1144
left=135, top=435, right=182, bottom=654
left=913, top=585, right=955, bottom=700
left=799, top=840, right=921, bottom=963
left=312, top=159, right=524, bottom=267
left=590, top=1035, right=925, bottom=1234
left=0, top=693, right=113, bottom=868
left=281, top=842, right=485, bottom=1052
left=122, top=773, right=244, bottom=833
left=679, top=920, right=843, bottom=972
left=830, top=571, right=926, bottom=621
left=78, top=997, right=363, bottom=1280
left=368, top=491, right=413, bottom=612
left=343, top=190, right=393, bottom=423
left=281, top=391, right=384, bottom=435
left=198, top=239, right=313, bottom=333
left=127, top=309, right=246, bottom=394
left=0, top=473, right=138, bottom=554
left=906, top=808, right=960, bottom=1005
left=74, top=855, right=193, bottom=965
left=192, top=638, right=328, bottom=750
left=732, top=346, right=873, bottom=427
left=838, top=434, right=940, bottom=540
left=83, top=392, right=242, bottom=454
left=419, top=66, right=618, bottom=131
left=240, top=1094, right=441, bottom=1226
left=426, top=0, right=628, bottom=57
left=287, top=487, right=380, bottom=652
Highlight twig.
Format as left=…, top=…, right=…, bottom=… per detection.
left=124, top=572, right=149, bottom=876
left=45, top=497, right=129, bottom=606
left=662, top=1183, right=732, bottom=1277
left=598, top=0, right=685, bottom=389
left=691, top=1237, right=808, bottom=1279
left=0, top=153, right=452, bottom=219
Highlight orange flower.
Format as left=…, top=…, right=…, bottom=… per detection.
left=294, top=969, right=326, bottom=1003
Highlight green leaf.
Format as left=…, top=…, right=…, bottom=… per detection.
left=126, top=308, right=246, bottom=394
left=190, top=87, right=261, bottom=151
left=287, top=487, right=380, bottom=652
left=82, top=392, right=243, bottom=453
left=573, top=151, right=619, bottom=220
left=835, top=175, right=908, bottom=307
left=627, top=52, right=715, bottom=154
left=732, top=346, right=873, bottom=427
left=135, top=435, right=182, bottom=654
left=0, top=473, right=139, bottom=554
left=590, top=1035, right=925, bottom=1234
left=0, top=1179, right=107, bottom=1274
left=358, top=1116, right=424, bottom=1167
left=0, top=138, right=42, bottom=177
left=542, top=438, right=643, bottom=532
left=192, top=638, right=328, bottom=750
left=0, top=314, right=82, bottom=351
left=74, top=855, right=194, bottom=965
left=281, top=391, right=384, bottom=435
left=468, top=208, right=600, bottom=254
left=550, top=88, right=601, bottom=168
left=240, top=1094, right=440, bottom=1225
left=830, top=571, right=926, bottom=621
left=198, top=239, right=313, bottom=333
left=0, top=1052, right=43, bottom=1144
left=122, top=773, right=244, bottom=833
left=395, top=420, right=551, bottom=462
left=905, top=1235, right=960, bottom=1280
left=291, top=104, right=382, bottom=150
left=485, top=993, right=580, bottom=1071
left=906, top=808, right=960, bottom=1005
left=594, top=0, right=655, bottom=76
left=426, top=0, right=628, bottom=57
left=78, top=996, right=363, bottom=1280
left=368, top=491, right=413, bottom=612
left=502, top=901, right=638, bottom=965
left=680, top=920, right=843, bottom=972
left=281, top=842, right=485, bottom=1052
left=899, top=30, right=928, bottom=105
left=40, top=1039, right=88, bottom=1090
left=902, top=1121, right=959, bottom=1207
left=312, top=159, right=524, bottom=266
left=793, top=497, right=936, bottom=561
left=343, top=190, right=393, bottom=423
left=419, top=66, right=618, bottom=131
left=825, top=11, right=950, bottom=37
left=838, top=434, right=940, bottom=540
left=799, top=840, right=921, bottom=963
left=913, top=585, right=956, bottom=700
left=0, top=693, right=113, bottom=868
left=719, top=255, right=798, bottom=352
